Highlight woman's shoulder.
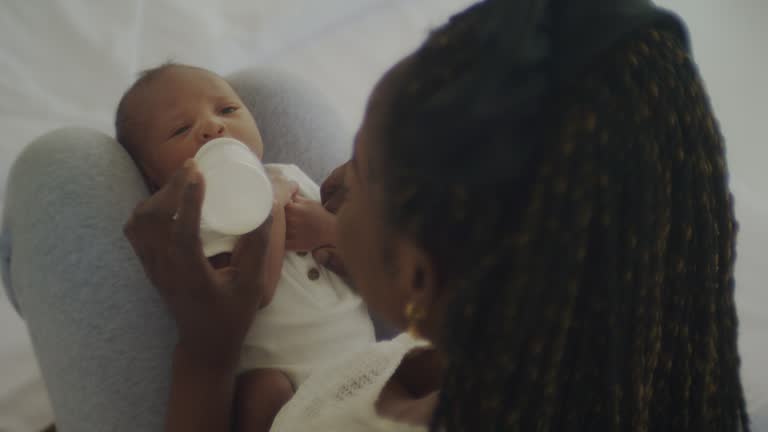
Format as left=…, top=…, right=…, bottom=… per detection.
left=270, top=333, right=429, bottom=432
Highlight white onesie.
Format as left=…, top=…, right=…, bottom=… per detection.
left=237, top=164, right=376, bottom=387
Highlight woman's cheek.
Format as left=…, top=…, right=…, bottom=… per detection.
left=337, top=202, right=371, bottom=289
left=336, top=204, right=355, bottom=269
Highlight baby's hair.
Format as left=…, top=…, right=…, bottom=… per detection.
left=114, top=61, right=213, bottom=157
left=375, top=1, right=749, bottom=431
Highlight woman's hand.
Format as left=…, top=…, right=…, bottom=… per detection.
left=285, top=196, right=336, bottom=252
left=123, top=161, right=272, bottom=369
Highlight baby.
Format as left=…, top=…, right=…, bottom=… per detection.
left=115, top=63, right=375, bottom=431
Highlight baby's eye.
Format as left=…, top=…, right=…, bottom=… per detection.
left=172, top=125, right=190, bottom=137
left=221, top=106, right=239, bottom=114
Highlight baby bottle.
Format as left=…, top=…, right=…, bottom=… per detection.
left=193, top=137, right=273, bottom=257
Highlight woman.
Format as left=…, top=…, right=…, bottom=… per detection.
left=124, top=0, right=751, bottom=430
left=7, top=0, right=751, bottom=431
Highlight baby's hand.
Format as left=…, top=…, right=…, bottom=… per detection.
left=266, top=167, right=299, bottom=207
left=285, top=196, right=337, bottom=252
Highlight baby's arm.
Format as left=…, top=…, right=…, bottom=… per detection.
left=259, top=172, right=299, bottom=306
left=285, top=196, right=338, bottom=252
left=263, top=203, right=287, bottom=301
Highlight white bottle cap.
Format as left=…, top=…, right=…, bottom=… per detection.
left=193, top=137, right=273, bottom=236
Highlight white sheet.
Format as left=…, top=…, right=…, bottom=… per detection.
left=0, top=0, right=766, bottom=430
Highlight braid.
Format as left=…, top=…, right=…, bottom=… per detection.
left=375, top=3, right=749, bottom=431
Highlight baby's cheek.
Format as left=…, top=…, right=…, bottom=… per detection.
left=234, top=125, right=264, bottom=159
left=248, top=137, right=265, bottom=160
left=150, top=143, right=200, bottom=184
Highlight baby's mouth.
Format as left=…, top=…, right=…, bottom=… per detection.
left=209, top=252, right=232, bottom=269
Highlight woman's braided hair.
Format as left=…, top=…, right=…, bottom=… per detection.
left=375, top=1, right=749, bottom=431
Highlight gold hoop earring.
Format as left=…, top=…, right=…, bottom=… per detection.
left=404, top=301, right=427, bottom=339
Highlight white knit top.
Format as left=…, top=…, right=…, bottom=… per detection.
left=270, top=333, right=431, bottom=432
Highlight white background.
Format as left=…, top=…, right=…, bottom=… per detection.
left=0, top=0, right=765, bottom=430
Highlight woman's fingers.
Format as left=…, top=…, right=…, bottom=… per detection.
left=125, top=161, right=199, bottom=238
left=172, top=165, right=205, bottom=252
left=153, top=160, right=201, bottom=221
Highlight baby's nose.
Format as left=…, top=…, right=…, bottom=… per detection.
left=202, top=124, right=225, bottom=140
left=203, top=125, right=224, bottom=139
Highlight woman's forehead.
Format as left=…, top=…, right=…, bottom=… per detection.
left=360, top=61, right=408, bottom=143
left=368, top=56, right=413, bottom=112
left=357, top=57, right=414, bottom=177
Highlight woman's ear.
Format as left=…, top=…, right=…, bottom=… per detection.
left=395, top=239, right=441, bottom=339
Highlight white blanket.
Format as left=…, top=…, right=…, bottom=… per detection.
left=0, top=0, right=766, bottom=430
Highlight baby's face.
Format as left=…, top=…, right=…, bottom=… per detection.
left=125, top=67, right=264, bottom=187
